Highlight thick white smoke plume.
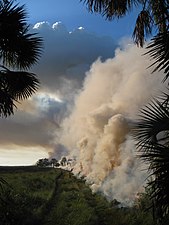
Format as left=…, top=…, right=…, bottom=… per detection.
left=55, top=44, right=165, bottom=205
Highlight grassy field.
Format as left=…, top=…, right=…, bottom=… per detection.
left=0, top=166, right=158, bottom=225
left=0, top=166, right=57, bottom=200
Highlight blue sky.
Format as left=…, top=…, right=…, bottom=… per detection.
left=18, top=0, right=138, bottom=39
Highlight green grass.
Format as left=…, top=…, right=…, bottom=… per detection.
left=0, top=166, right=159, bottom=225
left=0, top=166, right=57, bottom=200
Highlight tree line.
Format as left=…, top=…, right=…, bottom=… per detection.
left=36, top=157, right=73, bottom=168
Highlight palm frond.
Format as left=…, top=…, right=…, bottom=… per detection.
left=80, top=0, right=142, bottom=19
left=0, top=65, right=40, bottom=117
left=0, top=88, right=15, bottom=117
left=0, top=0, right=27, bottom=36
left=133, top=10, right=152, bottom=47
left=146, top=31, right=169, bottom=82
left=1, top=31, right=43, bottom=70
left=133, top=94, right=169, bottom=150
left=149, top=0, right=169, bottom=33
left=0, top=0, right=43, bottom=69
left=132, top=92, right=169, bottom=219
left=0, top=66, right=40, bottom=100
left=143, top=143, right=169, bottom=220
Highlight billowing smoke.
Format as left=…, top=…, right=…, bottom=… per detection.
left=53, top=44, right=165, bottom=205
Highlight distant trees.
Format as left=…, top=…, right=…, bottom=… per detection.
left=50, top=158, right=60, bottom=168
left=36, top=158, right=60, bottom=168
left=36, top=158, right=50, bottom=167
left=0, top=0, right=42, bottom=117
left=36, top=157, right=74, bottom=168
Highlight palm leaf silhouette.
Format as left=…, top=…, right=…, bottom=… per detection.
left=81, top=0, right=168, bottom=48
left=81, top=0, right=142, bottom=19
left=0, top=0, right=43, bottom=117
left=0, top=0, right=43, bottom=69
left=132, top=93, right=169, bottom=219
left=133, top=10, right=152, bottom=47
left=146, top=31, right=169, bottom=82
left=0, top=66, right=40, bottom=117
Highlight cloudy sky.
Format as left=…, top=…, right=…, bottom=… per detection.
left=0, top=0, right=160, bottom=168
